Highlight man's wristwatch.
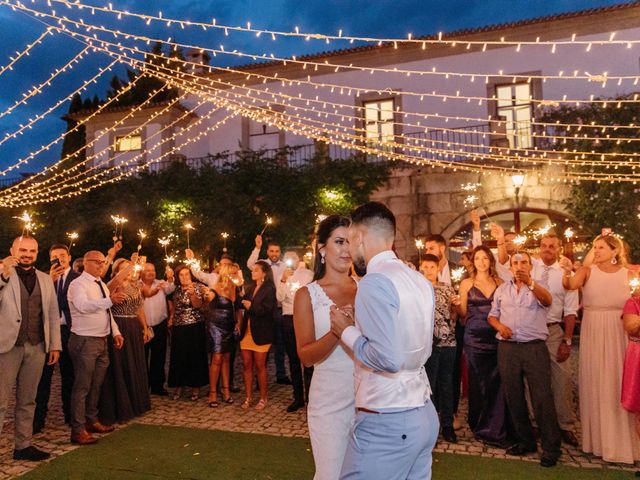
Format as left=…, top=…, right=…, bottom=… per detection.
left=562, top=338, right=572, bottom=346
left=527, top=280, right=535, bottom=291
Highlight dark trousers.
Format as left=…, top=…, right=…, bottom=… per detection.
left=273, top=308, right=287, bottom=380
left=145, top=320, right=167, bottom=393
left=497, top=340, right=561, bottom=457
left=282, top=315, right=312, bottom=403
left=426, top=346, right=456, bottom=428
left=34, top=324, right=74, bottom=425
left=68, top=333, right=110, bottom=433
left=452, top=322, right=465, bottom=413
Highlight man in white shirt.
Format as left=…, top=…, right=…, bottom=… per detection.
left=247, top=234, right=290, bottom=384
left=424, top=234, right=456, bottom=286
left=34, top=244, right=80, bottom=434
left=331, top=202, right=438, bottom=480
left=67, top=250, right=125, bottom=445
left=277, top=253, right=314, bottom=412
left=531, top=233, right=579, bottom=446
left=141, top=263, right=175, bottom=396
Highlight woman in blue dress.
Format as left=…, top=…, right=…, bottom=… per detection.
left=457, top=245, right=513, bottom=447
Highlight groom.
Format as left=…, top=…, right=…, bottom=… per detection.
left=330, top=202, right=439, bottom=479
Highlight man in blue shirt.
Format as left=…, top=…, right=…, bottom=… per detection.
left=488, top=251, right=562, bottom=467
left=331, top=202, right=439, bottom=480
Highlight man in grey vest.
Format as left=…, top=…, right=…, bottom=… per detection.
left=0, top=236, right=61, bottom=461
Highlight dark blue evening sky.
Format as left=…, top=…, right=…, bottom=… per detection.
left=0, top=0, right=627, bottom=178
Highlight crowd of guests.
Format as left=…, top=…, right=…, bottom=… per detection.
left=0, top=232, right=314, bottom=461
left=418, top=210, right=640, bottom=468
left=0, top=206, right=639, bottom=473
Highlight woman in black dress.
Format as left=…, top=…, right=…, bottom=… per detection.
left=204, top=263, right=242, bottom=407
left=99, top=258, right=152, bottom=425
left=168, top=265, right=209, bottom=401
left=240, top=261, right=277, bottom=410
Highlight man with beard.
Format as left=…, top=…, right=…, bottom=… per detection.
left=331, top=202, right=439, bottom=479
left=0, top=236, right=61, bottom=461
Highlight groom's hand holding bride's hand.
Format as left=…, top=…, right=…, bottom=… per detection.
left=330, top=305, right=355, bottom=338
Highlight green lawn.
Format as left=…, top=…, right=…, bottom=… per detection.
left=21, top=424, right=635, bottom=479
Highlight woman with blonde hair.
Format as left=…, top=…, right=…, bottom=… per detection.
left=457, top=245, right=512, bottom=447
left=203, top=263, right=242, bottom=407
left=99, top=257, right=152, bottom=425
left=561, top=234, right=640, bottom=463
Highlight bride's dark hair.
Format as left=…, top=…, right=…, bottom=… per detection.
left=313, top=215, right=351, bottom=281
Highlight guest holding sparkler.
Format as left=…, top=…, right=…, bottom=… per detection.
left=561, top=234, right=640, bottom=464
left=140, top=263, right=175, bottom=396
left=247, top=234, right=290, bottom=385
left=457, top=245, right=512, bottom=448
left=203, top=263, right=243, bottom=407
left=99, top=258, right=152, bottom=425
left=240, top=261, right=277, bottom=410
left=168, top=265, right=209, bottom=401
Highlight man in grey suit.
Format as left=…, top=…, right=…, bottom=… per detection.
left=0, top=236, right=61, bottom=461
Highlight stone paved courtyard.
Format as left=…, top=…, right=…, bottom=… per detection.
left=1, top=354, right=639, bottom=478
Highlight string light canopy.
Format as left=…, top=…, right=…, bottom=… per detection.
left=0, top=0, right=638, bottom=199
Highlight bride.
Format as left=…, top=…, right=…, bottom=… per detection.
left=294, top=215, right=357, bottom=480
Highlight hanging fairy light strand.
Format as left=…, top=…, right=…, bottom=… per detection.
left=3, top=86, right=185, bottom=197
left=0, top=44, right=91, bottom=120
left=0, top=100, right=224, bottom=203
left=0, top=26, right=54, bottom=78
left=38, top=0, right=640, bottom=49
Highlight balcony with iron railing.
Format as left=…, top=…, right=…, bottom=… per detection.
left=2, top=120, right=561, bottom=189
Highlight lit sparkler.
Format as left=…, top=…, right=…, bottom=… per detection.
left=451, top=267, right=466, bottom=285
left=630, top=277, right=640, bottom=293
left=14, top=211, right=35, bottom=238
left=110, top=215, right=128, bottom=242
left=221, top=232, right=229, bottom=252
left=259, top=215, right=273, bottom=235
left=564, top=228, right=575, bottom=240
left=137, top=229, right=147, bottom=252
left=513, top=235, right=528, bottom=251
left=184, top=223, right=194, bottom=249
left=66, top=231, right=79, bottom=250
left=415, top=238, right=425, bottom=263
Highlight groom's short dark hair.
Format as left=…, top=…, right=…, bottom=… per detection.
left=350, top=202, right=396, bottom=240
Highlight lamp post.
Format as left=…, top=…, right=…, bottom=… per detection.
left=511, top=174, right=525, bottom=204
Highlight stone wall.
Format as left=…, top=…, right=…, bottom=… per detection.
left=370, top=164, right=573, bottom=259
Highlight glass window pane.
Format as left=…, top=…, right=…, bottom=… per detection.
left=515, top=83, right=531, bottom=103
left=364, top=103, right=379, bottom=121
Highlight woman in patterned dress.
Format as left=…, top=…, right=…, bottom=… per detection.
left=99, top=258, right=152, bottom=425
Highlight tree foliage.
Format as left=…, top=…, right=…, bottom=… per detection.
left=0, top=155, right=390, bottom=271
left=541, top=94, right=640, bottom=261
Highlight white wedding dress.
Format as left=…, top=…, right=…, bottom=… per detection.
left=306, top=281, right=356, bottom=480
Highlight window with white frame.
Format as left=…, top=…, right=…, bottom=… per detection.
left=496, top=83, right=533, bottom=149
left=114, top=134, right=142, bottom=152
left=363, top=99, right=395, bottom=150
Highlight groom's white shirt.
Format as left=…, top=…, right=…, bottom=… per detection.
left=341, top=250, right=435, bottom=411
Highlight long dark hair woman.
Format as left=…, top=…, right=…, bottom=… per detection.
left=457, top=245, right=512, bottom=448
left=240, top=260, right=277, bottom=411
left=167, top=264, right=209, bottom=401
left=293, top=215, right=357, bottom=480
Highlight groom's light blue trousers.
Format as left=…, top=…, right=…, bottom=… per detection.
left=339, top=401, right=440, bottom=480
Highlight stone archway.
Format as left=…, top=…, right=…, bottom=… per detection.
left=441, top=197, right=573, bottom=241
